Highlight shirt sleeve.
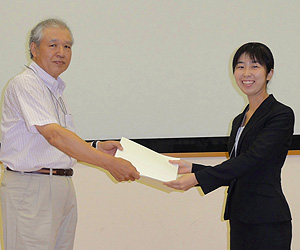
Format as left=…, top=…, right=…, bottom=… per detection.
left=7, top=73, right=59, bottom=133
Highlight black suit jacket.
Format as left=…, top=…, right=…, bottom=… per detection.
left=192, top=95, right=294, bottom=224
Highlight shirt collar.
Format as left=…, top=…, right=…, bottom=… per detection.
left=29, top=61, right=66, bottom=97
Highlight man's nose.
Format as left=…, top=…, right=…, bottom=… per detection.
left=57, top=46, right=65, bottom=57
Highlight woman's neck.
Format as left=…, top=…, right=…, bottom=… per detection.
left=248, top=93, right=269, bottom=113
left=243, top=93, right=269, bottom=126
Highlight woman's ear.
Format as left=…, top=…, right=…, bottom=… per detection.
left=267, top=69, right=274, bottom=81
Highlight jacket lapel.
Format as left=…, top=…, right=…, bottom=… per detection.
left=228, top=105, right=248, bottom=157
left=235, top=95, right=276, bottom=156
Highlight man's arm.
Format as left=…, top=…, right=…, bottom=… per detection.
left=35, top=123, right=140, bottom=182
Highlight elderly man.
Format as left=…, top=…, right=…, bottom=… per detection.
left=0, top=18, right=139, bottom=250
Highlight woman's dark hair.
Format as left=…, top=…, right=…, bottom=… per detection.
left=232, top=42, right=274, bottom=75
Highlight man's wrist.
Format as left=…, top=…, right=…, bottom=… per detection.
left=91, top=140, right=99, bottom=149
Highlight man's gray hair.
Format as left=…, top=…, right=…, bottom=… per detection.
left=29, top=18, right=74, bottom=59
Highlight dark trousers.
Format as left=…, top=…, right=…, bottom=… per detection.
left=230, top=220, right=292, bottom=250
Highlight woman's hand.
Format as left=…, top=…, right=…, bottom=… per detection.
left=164, top=173, right=198, bottom=191
left=169, top=159, right=193, bottom=174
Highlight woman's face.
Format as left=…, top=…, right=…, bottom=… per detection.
left=234, top=53, right=273, bottom=99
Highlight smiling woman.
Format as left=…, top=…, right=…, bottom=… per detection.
left=232, top=43, right=274, bottom=125
left=164, top=42, right=294, bottom=250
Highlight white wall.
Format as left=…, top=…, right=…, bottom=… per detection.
left=1, top=1, right=300, bottom=139
left=72, top=155, right=300, bottom=250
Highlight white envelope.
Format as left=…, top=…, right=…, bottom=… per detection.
left=115, top=137, right=179, bottom=182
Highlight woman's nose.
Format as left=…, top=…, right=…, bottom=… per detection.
left=243, top=67, right=252, bottom=76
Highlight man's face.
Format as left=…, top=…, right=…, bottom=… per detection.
left=31, top=27, right=72, bottom=79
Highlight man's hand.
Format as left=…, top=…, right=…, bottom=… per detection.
left=108, top=157, right=140, bottom=182
left=96, top=141, right=140, bottom=181
left=97, top=141, right=123, bottom=156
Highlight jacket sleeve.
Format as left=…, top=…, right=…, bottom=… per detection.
left=194, top=104, right=294, bottom=194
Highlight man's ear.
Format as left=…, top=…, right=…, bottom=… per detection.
left=30, top=42, right=38, bottom=58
